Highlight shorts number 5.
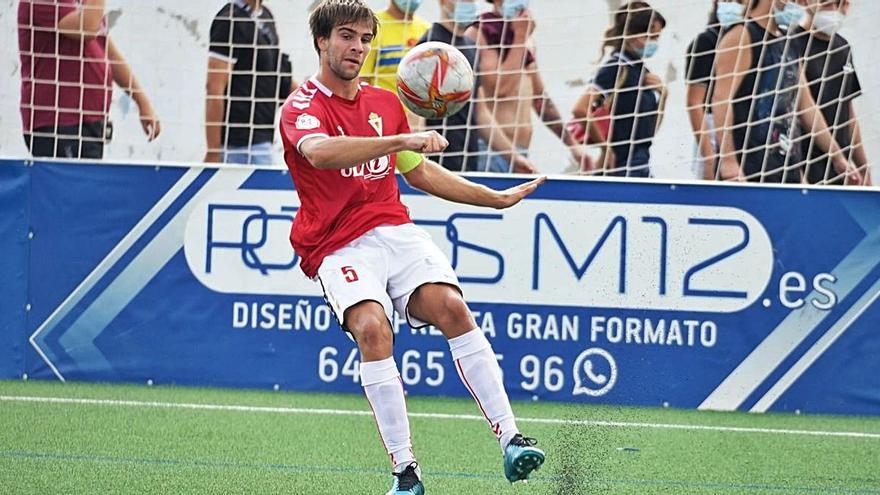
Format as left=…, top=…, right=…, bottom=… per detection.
left=341, top=266, right=359, bottom=283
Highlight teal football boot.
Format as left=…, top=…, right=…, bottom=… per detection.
left=503, top=434, right=545, bottom=483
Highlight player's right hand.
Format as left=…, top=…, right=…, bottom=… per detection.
left=401, top=131, right=448, bottom=154
left=492, top=176, right=547, bottom=209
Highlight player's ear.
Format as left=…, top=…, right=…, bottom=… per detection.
left=317, top=36, right=330, bottom=54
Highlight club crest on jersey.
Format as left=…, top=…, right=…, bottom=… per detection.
left=368, top=112, right=383, bottom=136
left=296, top=113, right=321, bottom=130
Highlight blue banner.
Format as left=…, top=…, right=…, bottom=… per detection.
left=4, top=158, right=880, bottom=415
left=0, top=161, right=29, bottom=379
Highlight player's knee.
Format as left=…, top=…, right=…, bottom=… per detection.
left=435, top=292, right=474, bottom=330
left=355, top=325, right=393, bottom=354
left=347, top=312, right=392, bottom=351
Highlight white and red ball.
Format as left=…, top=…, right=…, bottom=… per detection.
left=396, top=42, right=474, bottom=119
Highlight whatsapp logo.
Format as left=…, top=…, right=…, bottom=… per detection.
left=572, top=348, right=617, bottom=397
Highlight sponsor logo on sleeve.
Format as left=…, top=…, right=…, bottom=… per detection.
left=296, top=114, right=321, bottom=130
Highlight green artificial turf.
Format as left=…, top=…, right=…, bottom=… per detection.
left=1, top=380, right=878, bottom=494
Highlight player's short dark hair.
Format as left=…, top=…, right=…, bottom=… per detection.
left=309, top=0, right=379, bottom=55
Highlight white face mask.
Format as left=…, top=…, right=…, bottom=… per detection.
left=773, top=1, right=806, bottom=28
left=813, top=10, right=845, bottom=36
left=716, top=2, right=745, bottom=28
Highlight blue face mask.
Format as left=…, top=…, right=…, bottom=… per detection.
left=773, top=2, right=806, bottom=28
left=451, top=1, right=479, bottom=26
left=636, top=41, right=659, bottom=58
left=502, top=0, right=529, bottom=19
left=716, top=2, right=745, bottom=28
left=393, top=0, right=423, bottom=14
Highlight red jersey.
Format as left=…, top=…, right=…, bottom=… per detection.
left=280, top=77, right=413, bottom=278
left=18, top=0, right=112, bottom=132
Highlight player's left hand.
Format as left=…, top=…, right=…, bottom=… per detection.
left=492, top=176, right=547, bottom=209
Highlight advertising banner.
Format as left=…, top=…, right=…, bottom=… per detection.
left=0, top=161, right=29, bottom=379
left=7, top=159, right=880, bottom=415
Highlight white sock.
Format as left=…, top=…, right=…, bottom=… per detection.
left=360, top=357, right=417, bottom=472
left=449, top=329, right=519, bottom=453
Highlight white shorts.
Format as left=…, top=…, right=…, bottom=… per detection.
left=316, top=223, right=461, bottom=333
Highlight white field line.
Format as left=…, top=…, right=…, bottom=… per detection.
left=2, top=394, right=879, bottom=440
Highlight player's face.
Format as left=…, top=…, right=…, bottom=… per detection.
left=322, top=23, right=375, bottom=81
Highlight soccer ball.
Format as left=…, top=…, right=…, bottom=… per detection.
left=396, top=42, right=474, bottom=119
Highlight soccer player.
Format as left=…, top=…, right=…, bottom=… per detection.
left=279, top=1, right=546, bottom=494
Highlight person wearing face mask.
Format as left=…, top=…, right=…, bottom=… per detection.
left=570, top=1, right=667, bottom=178
left=465, top=0, right=583, bottom=173
left=361, top=0, right=430, bottom=99
left=712, top=0, right=862, bottom=184
left=685, top=0, right=747, bottom=180
left=416, top=0, right=537, bottom=173
left=791, top=0, right=870, bottom=185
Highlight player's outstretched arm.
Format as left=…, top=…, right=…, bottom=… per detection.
left=403, top=158, right=546, bottom=209
left=300, top=132, right=448, bottom=170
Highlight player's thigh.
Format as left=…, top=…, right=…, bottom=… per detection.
left=377, top=224, right=468, bottom=331
left=317, top=245, right=393, bottom=337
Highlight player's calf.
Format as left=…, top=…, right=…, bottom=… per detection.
left=448, top=329, right=519, bottom=448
